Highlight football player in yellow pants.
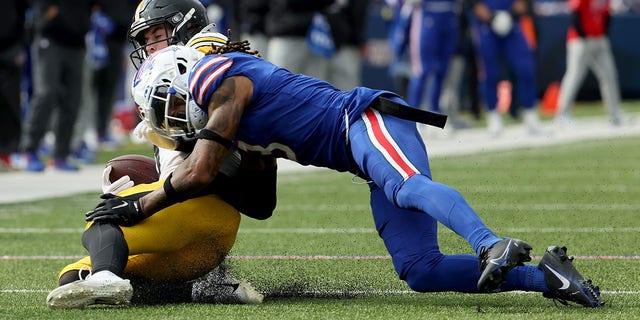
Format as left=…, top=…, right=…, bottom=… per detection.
left=47, top=0, right=274, bottom=308
left=57, top=181, right=239, bottom=284
left=47, top=179, right=266, bottom=308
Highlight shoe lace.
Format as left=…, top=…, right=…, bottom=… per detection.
left=78, top=265, right=92, bottom=280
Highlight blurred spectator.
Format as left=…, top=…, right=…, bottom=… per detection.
left=439, top=0, right=481, bottom=122
left=235, top=0, right=270, bottom=54
left=554, top=0, right=629, bottom=127
left=265, top=0, right=333, bottom=78
left=0, top=0, right=29, bottom=170
left=73, top=1, right=139, bottom=164
left=321, top=0, right=370, bottom=90
left=405, top=0, right=460, bottom=116
left=470, top=0, right=542, bottom=135
left=92, top=1, right=139, bottom=146
left=21, top=0, right=93, bottom=171
left=386, top=0, right=413, bottom=96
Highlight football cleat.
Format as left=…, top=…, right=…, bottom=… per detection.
left=25, top=152, right=45, bottom=172
left=539, top=246, right=605, bottom=308
left=477, top=237, right=532, bottom=292
left=191, top=267, right=264, bottom=304
left=52, top=158, right=80, bottom=171
left=46, top=275, right=133, bottom=308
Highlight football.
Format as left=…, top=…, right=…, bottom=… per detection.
left=106, top=154, right=159, bottom=185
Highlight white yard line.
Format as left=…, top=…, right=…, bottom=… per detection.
left=2, top=288, right=638, bottom=296
left=2, top=254, right=639, bottom=261
left=3, top=226, right=640, bottom=234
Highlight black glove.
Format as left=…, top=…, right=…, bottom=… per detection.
left=85, top=193, right=146, bottom=226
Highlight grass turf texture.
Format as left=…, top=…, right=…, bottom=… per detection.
left=1, top=137, right=639, bottom=319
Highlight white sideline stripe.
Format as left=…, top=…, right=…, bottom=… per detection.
left=2, top=289, right=638, bottom=295
left=274, top=203, right=640, bottom=211
left=3, top=226, right=640, bottom=234
left=2, top=254, right=640, bottom=261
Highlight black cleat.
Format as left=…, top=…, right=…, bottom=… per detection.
left=539, top=246, right=605, bottom=308
left=477, top=238, right=532, bottom=292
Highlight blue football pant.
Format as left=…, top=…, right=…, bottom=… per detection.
left=349, top=104, right=546, bottom=292
left=407, top=9, right=458, bottom=112
left=475, top=26, right=536, bottom=111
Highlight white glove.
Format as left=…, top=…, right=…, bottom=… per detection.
left=133, top=121, right=179, bottom=150
left=101, top=165, right=134, bottom=195
left=156, top=147, right=187, bottom=180
left=491, top=11, right=513, bottom=36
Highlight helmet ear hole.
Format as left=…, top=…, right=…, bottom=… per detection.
left=188, top=101, right=207, bottom=130
left=178, top=63, right=187, bottom=74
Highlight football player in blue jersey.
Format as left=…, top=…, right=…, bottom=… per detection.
left=84, top=41, right=605, bottom=308
left=470, top=0, right=542, bottom=135
left=404, top=0, right=460, bottom=115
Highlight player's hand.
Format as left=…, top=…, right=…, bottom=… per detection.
left=133, top=121, right=179, bottom=150
left=101, top=165, right=134, bottom=194
left=491, top=11, right=513, bottom=36
left=85, top=194, right=146, bottom=226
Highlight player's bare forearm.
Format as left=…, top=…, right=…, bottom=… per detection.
left=138, top=140, right=230, bottom=217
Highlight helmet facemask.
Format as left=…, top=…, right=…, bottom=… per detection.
left=142, top=74, right=199, bottom=140
left=133, top=46, right=206, bottom=142
left=129, top=8, right=199, bottom=69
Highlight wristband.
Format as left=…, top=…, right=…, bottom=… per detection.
left=196, top=129, right=233, bottom=149
left=163, top=172, right=190, bottom=203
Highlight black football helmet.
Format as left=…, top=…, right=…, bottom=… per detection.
left=128, top=0, right=208, bottom=68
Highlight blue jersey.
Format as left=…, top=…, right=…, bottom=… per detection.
left=189, top=52, right=398, bottom=172
left=474, top=0, right=513, bottom=11
left=184, top=50, right=547, bottom=297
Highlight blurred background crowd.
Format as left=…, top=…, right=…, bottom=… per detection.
left=1, top=0, right=638, bottom=172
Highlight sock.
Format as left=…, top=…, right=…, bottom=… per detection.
left=82, top=222, right=129, bottom=274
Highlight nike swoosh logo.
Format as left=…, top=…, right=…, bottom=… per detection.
left=113, top=201, right=129, bottom=209
left=544, top=265, right=571, bottom=290
left=489, top=239, right=512, bottom=266
left=220, top=283, right=240, bottom=292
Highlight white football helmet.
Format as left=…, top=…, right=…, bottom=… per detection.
left=131, top=45, right=207, bottom=141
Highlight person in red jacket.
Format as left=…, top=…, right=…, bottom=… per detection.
left=555, top=0, right=629, bottom=127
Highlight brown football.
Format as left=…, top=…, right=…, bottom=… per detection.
left=106, top=154, right=159, bottom=185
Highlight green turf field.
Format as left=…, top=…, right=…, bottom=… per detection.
left=1, top=135, right=639, bottom=319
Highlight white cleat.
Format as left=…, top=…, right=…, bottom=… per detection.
left=232, top=280, right=264, bottom=304
left=46, top=277, right=133, bottom=309
left=191, top=267, right=264, bottom=304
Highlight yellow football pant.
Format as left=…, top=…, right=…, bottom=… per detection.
left=58, top=180, right=240, bottom=282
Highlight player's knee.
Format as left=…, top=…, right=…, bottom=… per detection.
left=403, top=253, right=446, bottom=292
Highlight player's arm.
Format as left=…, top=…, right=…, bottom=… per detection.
left=139, top=75, right=254, bottom=216
left=571, top=11, right=586, bottom=37
left=570, top=0, right=586, bottom=37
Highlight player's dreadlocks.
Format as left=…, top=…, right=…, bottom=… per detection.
left=204, top=29, right=261, bottom=57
